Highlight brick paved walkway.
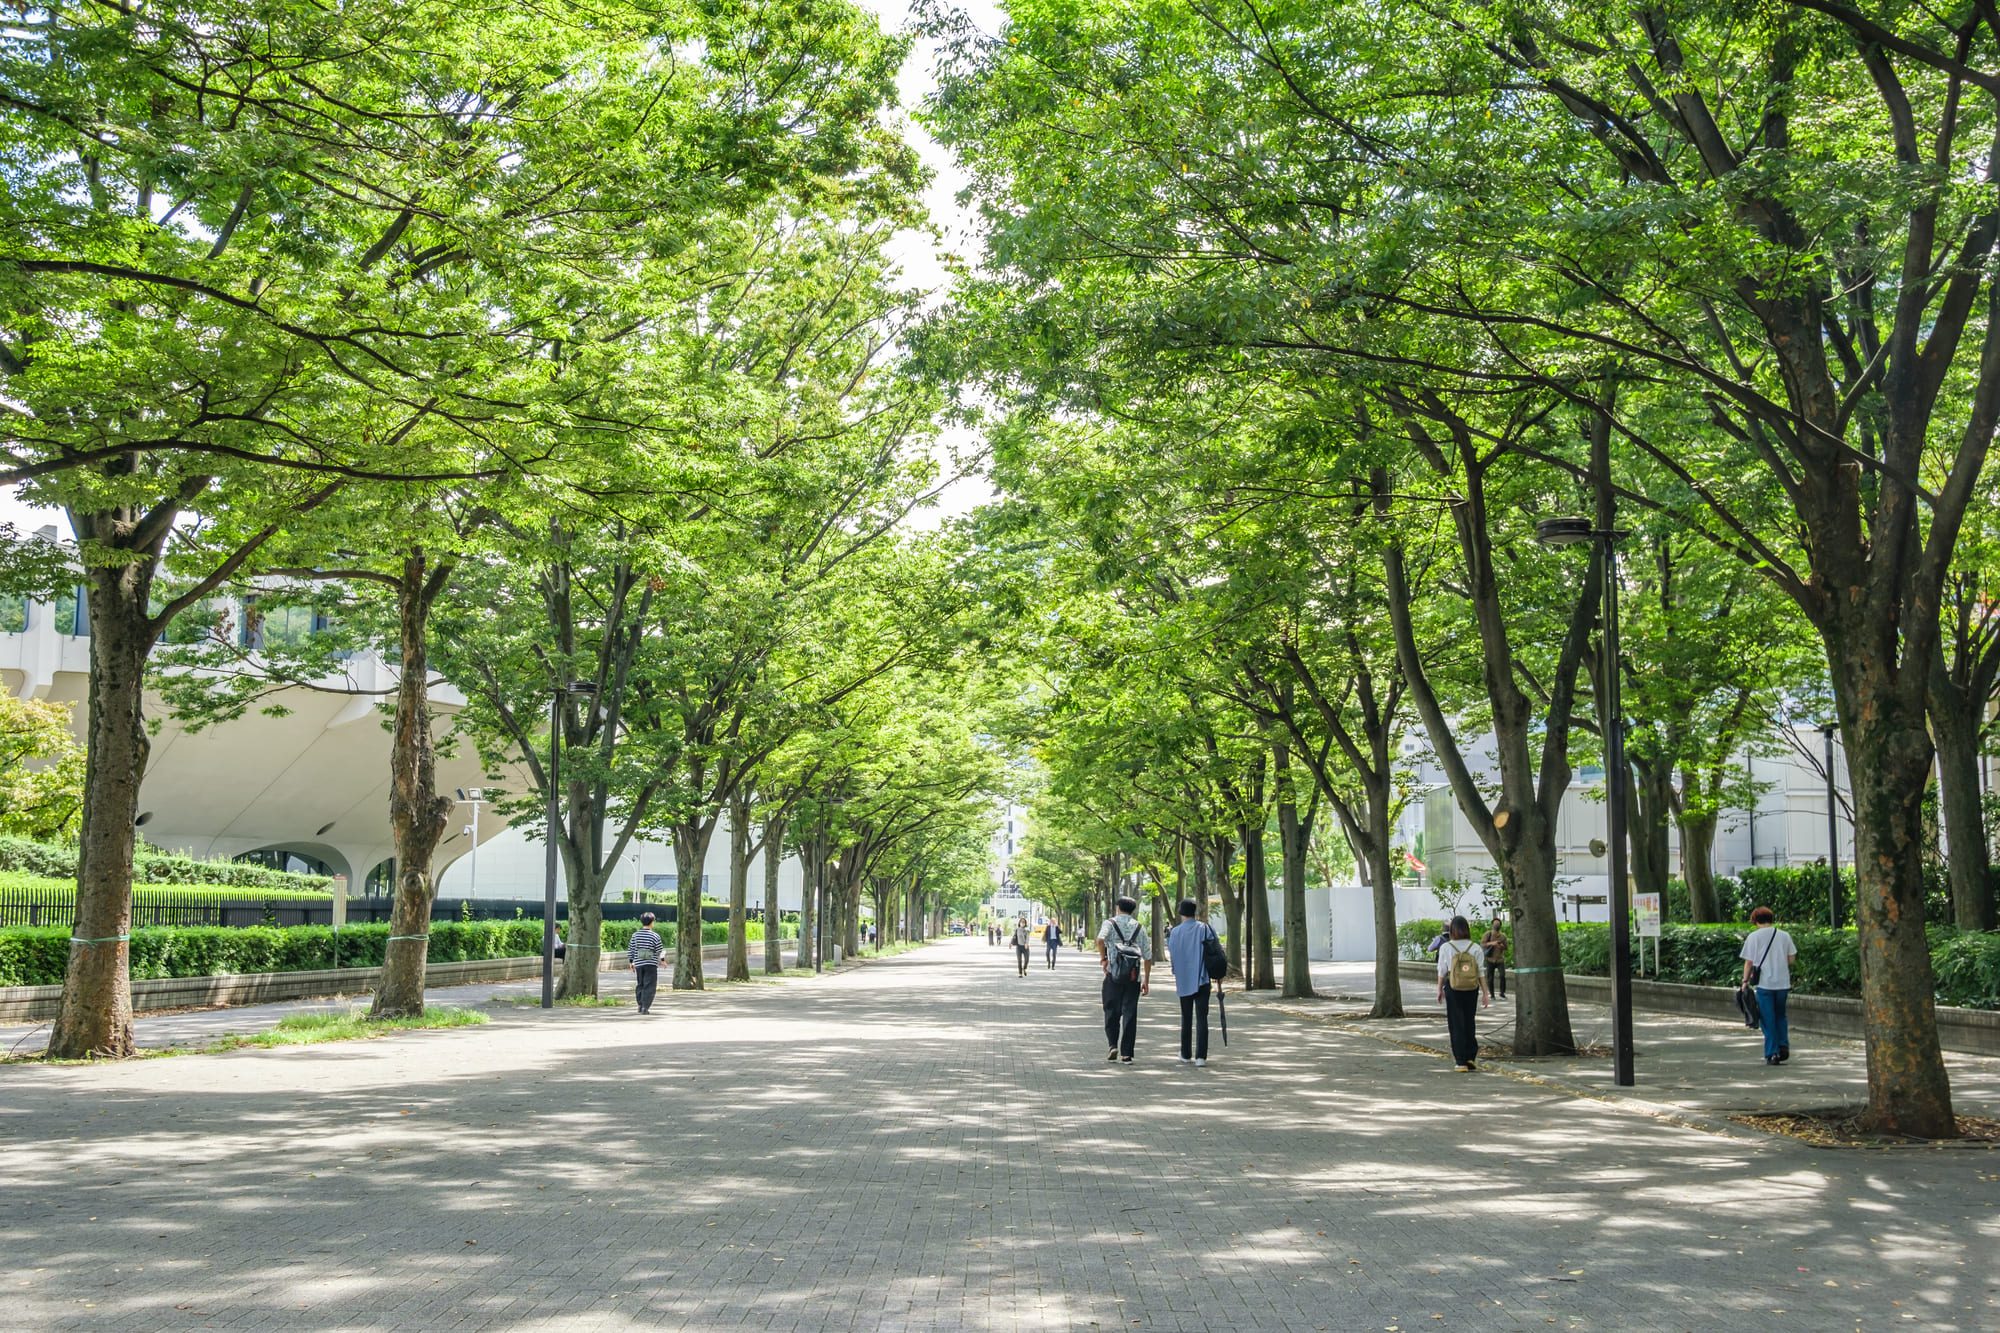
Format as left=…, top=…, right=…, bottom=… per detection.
left=1, top=938, right=1995, bottom=1332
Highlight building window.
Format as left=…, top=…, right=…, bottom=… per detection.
left=0, top=596, right=25, bottom=633
left=54, top=586, right=87, bottom=637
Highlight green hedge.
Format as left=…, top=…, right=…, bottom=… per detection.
left=1557, top=922, right=2000, bottom=1009
left=1400, top=915, right=2000, bottom=1009
left=0, top=915, right=793, bottom=986
left=0, top=836, right=333, bottom=892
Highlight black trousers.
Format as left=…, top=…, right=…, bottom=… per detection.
left=1444, top=985, right=1479, bottom=1065
left=634, top=963, right=659, bottom=1013
left=1015, top=943, right=1030, bottom=975
left=1486, top=960, right=1506, bottom=997
left=1046, top=943, right=1059, bottom=968
left=1179, top=984, right=1211, bottom=1060
left=1102, top=973, right=1142, bottom=1057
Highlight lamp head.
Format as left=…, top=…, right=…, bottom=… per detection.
left=1535, top=516, right=1594, bottom=545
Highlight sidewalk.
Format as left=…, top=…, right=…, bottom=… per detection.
left=0, top=947, right=805, bottom=1057
left=1258, top=959, right=2000, bottom=1126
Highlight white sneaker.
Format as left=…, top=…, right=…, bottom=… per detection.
left=1178, top=1056, right=1192, bottom=1064
left=1194, top=1058, right=1206, bottom=1068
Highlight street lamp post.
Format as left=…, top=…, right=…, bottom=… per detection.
left=1537, top=516, right=1636, bottom=1087
left=455, top=788, right=490, bottom=899
left=1822, top=722, right=1842, bottom=928
left=545, top=681, right=598, bottom=1009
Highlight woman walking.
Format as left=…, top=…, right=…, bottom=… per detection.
left=1740, top=906, right=1798, bottom=1066
left=1435, top=915, right=1491, bottom=1071
left=1012, top=914, right=1033, bottom=976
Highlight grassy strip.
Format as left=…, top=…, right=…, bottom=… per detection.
left=195, top=1005, right=486, bottom=1052
left=489, top=994, right=626, bottom=1007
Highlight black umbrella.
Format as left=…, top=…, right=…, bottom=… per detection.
left=1215, top=984, right=1227, bottom=1046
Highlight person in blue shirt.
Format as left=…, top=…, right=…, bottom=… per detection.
left=1165, top=898, right=1217, bottom=1067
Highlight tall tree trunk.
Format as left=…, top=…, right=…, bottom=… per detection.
left=1378, top=456, right=1580, bottom=1058
left=1931, top=659, right=1997, bottom=930
left=46, top=565, right=154, bottom=1058
left=1212, top=835, right=1241, bottom=973
left=1190, top=839, right=1209, bottom=921
left=763, top=815, right=785, bottom=974
left=1844, top=702, right=1955, bottom=1134
left=671, top=822, right=718, bottom=989
left=1676, top=803, right=1723, bottom=923
left=1276, top=749, right=1315, bottom=999
left=798, top=855, right=817, bottom=970
left=1626, top=755, right=1674, bottom=911
left=724, top=792, right=748, bottom=980
left=1243, top=821, right=1275, bottom=991
left=372, top=554, right=455, bottom=1018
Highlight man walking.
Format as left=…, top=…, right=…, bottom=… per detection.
left=1165, top=898, right=1215, bottom=1066
left=628, top=912, right=664, bottom=1014
left=1044, top=919, right=1063, bottom=969
left=1481, top=915, right=1508, bottom=1000
left=1096, top=896, right=1152, bottom=1062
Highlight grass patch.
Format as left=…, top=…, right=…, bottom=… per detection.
left=197, top=1005, right=486, bottom=1052
left=490, top=993, right=626, bottom=1007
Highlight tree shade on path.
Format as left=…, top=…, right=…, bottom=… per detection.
left=1, top=939, right=1992, bottom=1330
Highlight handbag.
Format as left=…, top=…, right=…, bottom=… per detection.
left=1735, top=928, right=1780, bottom=1028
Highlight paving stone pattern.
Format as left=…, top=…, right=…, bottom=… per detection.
left=1, top=939, right=1995, bottom=1331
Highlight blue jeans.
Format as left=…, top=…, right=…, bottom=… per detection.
left=1757, top=988, right=1790, bottom=1060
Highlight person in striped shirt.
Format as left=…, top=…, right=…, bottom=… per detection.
left=628, top=913, right=664, bottom=1013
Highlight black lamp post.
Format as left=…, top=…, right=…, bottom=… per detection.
left=1537, top=515, right=1636, bottom=1087
left=1822, top=722, right=1842, bottom=928
left=544, top=680, right=598, bottom=1009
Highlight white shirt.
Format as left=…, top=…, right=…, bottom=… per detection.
left=1740, top=926, right=1797, bottom=990
left=1436, top=938, right=1483, bottom=980
left=1096, top=913, right=1153, bottom=962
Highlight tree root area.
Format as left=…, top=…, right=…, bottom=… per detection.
left=1732, top=1107, right=2000, bottom=1147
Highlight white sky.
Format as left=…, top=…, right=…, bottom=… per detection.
left=0, top=0, right=1005, bottom=540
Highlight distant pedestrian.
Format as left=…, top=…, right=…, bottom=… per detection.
left=1096, top=896, right=1153, bottom=1062
left=1481, top=916, right=1508, bottom=999
left=1165, top=898, right=1217, bottom=1066
left=1012, top=914, right=1033, bottom=976
left=1425, top=924, right=1450, bottom=957
left=1435, top=914, right=1491, bottom=1071
left=1044, top=920, right=1063, bottom=969
left=628, top=912, right=665, bottom=1014
left=1740, top=906, right=1798, bottom=1066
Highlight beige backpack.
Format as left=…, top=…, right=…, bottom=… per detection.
left=1447, top=942, right=1482, bottom=991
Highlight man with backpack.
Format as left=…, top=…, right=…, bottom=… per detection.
left=1165, top=898, right=1227, bottom=1067
left=1096, top=896, right=1152, bottom=1062
left=1434, top=914, right=1492, bottom=1071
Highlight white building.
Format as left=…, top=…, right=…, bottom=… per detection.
left=1416, top=730, right=1860, bottom=924
left=0, top=539, right=812, bottom=898
left=987, top=799, right=1032, bottom=919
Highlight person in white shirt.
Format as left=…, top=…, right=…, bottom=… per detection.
left=1096, top=897, right=1153, bottom=1062
left=1739, top=906, right=1799, bottom=1065
left=1434, top=914, right=1492, bottom=1071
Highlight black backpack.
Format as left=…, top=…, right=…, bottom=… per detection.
left=1201, top=924, right=1230, bottom=981
left=1106, top=917, right=1144, bottom=981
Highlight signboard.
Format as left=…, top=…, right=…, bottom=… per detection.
left=330, top=875, right=348, bottom=929
left=1634, top=891, right=1662, bottom=938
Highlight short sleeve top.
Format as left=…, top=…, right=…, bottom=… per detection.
left=1436, top=938, right=1483, bottom=980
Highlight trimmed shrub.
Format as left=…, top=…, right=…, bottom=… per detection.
left=1552, top=921, right=2000, bottom=1004
left=0, top=913, right=799, bottom=986
left=0, top=836, right=332, bottom=892
left=1397, top=918, right=1446, bottom=960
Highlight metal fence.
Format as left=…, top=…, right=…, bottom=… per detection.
left=1, top=887, right=766, bottom=930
